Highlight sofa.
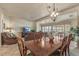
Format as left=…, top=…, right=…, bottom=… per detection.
left=1, top=32, right=17, bottom=45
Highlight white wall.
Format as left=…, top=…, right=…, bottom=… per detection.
left=8, top=18, right=35, bottom=34
left=0, top=9, right=36, bottom=34
left=36, top=12, right=78, bottom=32
left=0, top=8, right=4, bottom=46
left=1, top=17, right=36, bottom=35
left=0, top=14, right=2, bottom=46
left=36, top=6, right=79, bottom=32
left=0, top=8, right=36, bottom=45
left=36, top=17, right=53, bottom=32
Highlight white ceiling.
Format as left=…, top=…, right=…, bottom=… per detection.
left=0, top=3, right=79, bottom=21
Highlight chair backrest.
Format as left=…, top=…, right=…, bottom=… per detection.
left=59, top=34, right=72, bottom=55
left=26, top=32, right=35, bottom=40
left=66, top=34, right=72, bottom=47
left=17, top=37, right=27, bottom=56
left=59, top=36, right=67, bottom=54
left=61, top=34, right=72, bottom=51
left=59, top=36, right=67, bottom=55
left=34, top=32, right=44, bottom=39
left=60, top=42, right=67, bottom=52
left=25, top=32, right=45, bottom=41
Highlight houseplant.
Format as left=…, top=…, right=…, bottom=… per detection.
left=31, top=29, right=36, bottom=32
left=70, top=26, right=79, bottom=48
left=70, top=27, right=75, bottom=41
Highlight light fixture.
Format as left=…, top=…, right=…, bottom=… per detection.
left=47, top=3, right=59, bottom=21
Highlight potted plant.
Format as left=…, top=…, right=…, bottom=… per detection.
left=70, top=26, right=79, bottom=48
left=31, top=29, right=36, bottom=32
left=75, top=27, right=79, bottom=48
left=70, top=27, right=75, bottom=41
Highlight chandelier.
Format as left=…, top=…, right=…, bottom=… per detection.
left=47, top=3, right=59, bottom=21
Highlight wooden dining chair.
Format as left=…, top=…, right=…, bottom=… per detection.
left=17, top=36, right=33, bottom=56
left=58, top=34, right=72, bottom=56
left=58, top=36, right=68, bottom=56
left=17, top=37, right=28, bottom=56
left=50, top=36, right=67, bottom=56
left=25, top=32, right=35, bottom=41
left=34, top=32, right=45, bottom=42
left=66, top=34, right=72, bottom=56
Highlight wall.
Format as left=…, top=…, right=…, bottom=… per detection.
left=8, top=18, right=35, bottom=34
left=36, top=12, right=78, bottom=32
left=0, top=8, right=4, bottom=46
left=0, top=17, right=1, bottom=46
left=36, top=16, right=53, bottom=32
left=36, top=6, right=79, bottom=32
left=61, top=5, right=79, bottom=28
left=1, top=17, right=36, bottom=36
left=0, top=8, right=36, bottom=45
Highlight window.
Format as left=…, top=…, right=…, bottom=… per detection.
left=52, top=26, right=57, bottom=32
left=41, top=27, right=45, bottom=32
left=48, top=26, right=51, bottom=32
left=65, top=25, right=70, bottom=32
left=56, top=25, right=64, bottom=32
left=41, top=24, right=70, bottom=35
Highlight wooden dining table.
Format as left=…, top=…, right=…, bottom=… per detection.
left=25, top=37, right=62, bottom=56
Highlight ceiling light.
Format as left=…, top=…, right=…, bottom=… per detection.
left=47, top=3, right=59, bottom=21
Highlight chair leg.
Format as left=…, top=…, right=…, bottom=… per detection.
left=63, top=52, right=66, bottom=56
left=65, top=50, right=67, bottom=56
left=60, top=52, right=62, bottom=56
left=63, top=51, right=66, bottom=56
left=60, top=52, right=64, bottom=56
left=68, top=47, right=70, bottom=56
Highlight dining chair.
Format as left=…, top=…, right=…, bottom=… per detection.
left=51, top=36, right=67, bottom=56
left=17, top=37, right=28, bottom=56
left=17, top=37, right=33, bottom=56
left=59, top=34, right=72, bottom=56
left=66, top=34, right=72, bottom=56
left=34, top=32, right=43, bottom=39
left=58, top=36, right=68, bottom=56
left=25, top=32, right=35, bottom=41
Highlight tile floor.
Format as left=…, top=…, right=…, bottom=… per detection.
left=0, top=44, right=20, bottom=56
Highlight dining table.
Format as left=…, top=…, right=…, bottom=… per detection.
left=25, top=37, right=63, bottom=56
